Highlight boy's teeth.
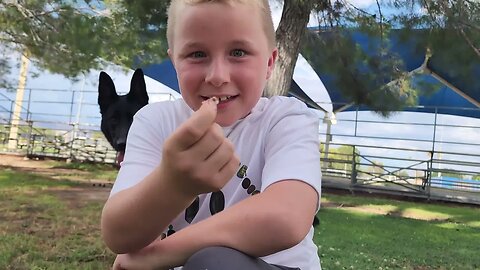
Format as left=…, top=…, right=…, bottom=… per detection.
left=218, top=96, right=231, bottom=102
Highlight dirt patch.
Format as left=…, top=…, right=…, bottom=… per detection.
left=48, top=186, right=110, bottom=206
left=0, top=154, right=54, bottom=169
left=0, top=154, right=113, bottom=184
left=0, top=154, right=112, bottom=204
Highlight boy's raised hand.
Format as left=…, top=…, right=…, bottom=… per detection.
left=161, top=98, right=239, bottom=197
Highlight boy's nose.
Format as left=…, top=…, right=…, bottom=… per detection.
left=205, top=58, right=230, bottom=87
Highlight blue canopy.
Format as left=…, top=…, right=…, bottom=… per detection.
left=304, top=30, right=480, bottom=118
left=142, top=29, right=480, bottom=119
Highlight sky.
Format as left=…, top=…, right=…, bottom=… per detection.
left=1, top=0, right=478, bottom=178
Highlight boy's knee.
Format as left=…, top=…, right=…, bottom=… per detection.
left=183, top=246, right=253, bottom=270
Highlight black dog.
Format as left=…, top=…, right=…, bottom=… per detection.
left=98, top=68, right=149, bottom=165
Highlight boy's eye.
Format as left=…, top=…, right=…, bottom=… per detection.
left=190, top=51, right=206, bottom=58
left=231, top=49, right=246, bottom=57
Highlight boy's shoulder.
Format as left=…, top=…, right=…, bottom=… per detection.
left=252, top=96, right=317, bottom=119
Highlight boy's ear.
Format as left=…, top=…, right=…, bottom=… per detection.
left=266, top=48, right=278, bottom=80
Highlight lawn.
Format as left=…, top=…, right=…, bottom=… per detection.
left=0, top=169, right=112, bottom=269
left=317, top=194, right=480, bottom=269
left=0, top=167, right=479, bottom=269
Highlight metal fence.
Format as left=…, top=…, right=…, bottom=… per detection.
left=318, top=104, right=480, bottom=204
left=0, top=87, right=176, bottom=163
left=1, top=87, right=479, bottom=203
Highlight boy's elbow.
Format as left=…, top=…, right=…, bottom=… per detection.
left=275, top=210, right=312, bottom=247
left=101, top=227, right=127, bottom=254
left=262, top=181, right=317, bottom=249
left=101, top=206, right=140, bottom=254
left=101, top=212, right=125, bottom=254
left=102, top=221, right=143, bottom=254
left=258, top=207, right=311, bottom=251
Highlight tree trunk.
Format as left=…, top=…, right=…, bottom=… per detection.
left=264, top=0, right=314, bottom=97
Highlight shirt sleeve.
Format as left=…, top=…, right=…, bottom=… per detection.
left=261, top=98, right=322, bottom=210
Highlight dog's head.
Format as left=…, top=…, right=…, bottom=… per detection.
left=98, top=69, right=149, bottom=163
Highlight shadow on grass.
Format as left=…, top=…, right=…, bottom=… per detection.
left=323, top=193, right=480, bottom=228
left=315, top=196, right=480, bottom=270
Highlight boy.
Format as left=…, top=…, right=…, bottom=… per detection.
left=101, top=0, right=322, bottom=269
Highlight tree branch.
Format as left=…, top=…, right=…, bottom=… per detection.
left=458, top=28, right=480, bottom=58
left=375, top=0, right=384, bottom=38
left=344, top=1, right=375, bottom=17
left=422, top=0, right=442, bottom=28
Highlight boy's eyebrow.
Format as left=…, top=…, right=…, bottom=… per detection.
left=180, top=39, right=256, bottom=50
left=229, top=39, right=255, bottom=48
left=180, top=41, right=204, bottom=50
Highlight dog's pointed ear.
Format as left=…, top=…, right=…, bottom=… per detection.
left=128, top=68, right=149, bottom=106
left=98, top=71, right=118, bottom=114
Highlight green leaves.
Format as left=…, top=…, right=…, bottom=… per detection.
left=0, top=0, right=169, bottom=78
left=1, top=0, right=478, bottom=117
left=300, top=0, right=480, bottom=115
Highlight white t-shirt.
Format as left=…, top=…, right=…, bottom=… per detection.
left=110, top=96, right=322, bottom=270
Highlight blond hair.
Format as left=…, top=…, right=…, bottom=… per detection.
left=166, top=0, right=276, bottom=50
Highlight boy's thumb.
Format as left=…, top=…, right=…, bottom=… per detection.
left=192, top=97, right=218, bottom=129
left=173, top=97, right=218, bottom=150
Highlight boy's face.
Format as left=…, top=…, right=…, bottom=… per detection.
left=168, top=2, right=277, bottom=127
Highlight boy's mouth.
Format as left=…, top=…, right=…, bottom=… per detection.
left=201, top=95, right=238, bottom=103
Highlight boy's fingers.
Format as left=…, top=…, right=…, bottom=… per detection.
left=172, top=98, right=218, bottom=150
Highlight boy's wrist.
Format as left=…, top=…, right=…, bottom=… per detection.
left=155, top=162, right=199, bottom=201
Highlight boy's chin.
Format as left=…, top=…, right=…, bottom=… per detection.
left=216, top=119, right=236, bottom=127
left=215, top=113, right=249, bottom=127
left=215, top=116, right=238, bottom=127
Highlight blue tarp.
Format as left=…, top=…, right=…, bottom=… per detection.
left=305, top=30, right=480, bottom=118
left=142, top=29, right=480, bottom=119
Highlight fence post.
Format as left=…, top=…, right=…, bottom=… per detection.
left=426, top=108, right=438, bottom=199
left=351, top=145, right=357, bottom=185
left=26, top=120, right=33, bottom=156
left=8, top=100, right=13, bottom=124
left=67, top=124, right=76, bottom=163
left=26, top=88, right=32, bottom=122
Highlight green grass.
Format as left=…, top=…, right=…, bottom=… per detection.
left=315, top=194, right=480, bottom=269
left=0, top=169, right=115, bottom=269
left=1, top=168, right=479, bottom=269
left=0, top=169, right=79, bottom=189
left=51, top=161, right=115, bottom=172
left=50, top=160, right=118, bottom=181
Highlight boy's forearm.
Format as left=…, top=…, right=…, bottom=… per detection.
left=155, top=180, right=318, bottom=268
left=101, top=165, right=196, bottom=254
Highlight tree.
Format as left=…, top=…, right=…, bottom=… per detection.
left=432, top=169, right=466, bottom=179
left=396, top=169, right=410, bottom=178
left=265, top=0, right=480, bottom=114
left=1, top=0, right=479, bottom=114
left=370, top=161, right=385, bottom=175
left=265, top=0, right=314, bottom=98
left=0, top=0, right=168, bottom=82
left=320, top=144, right=360, bottom=172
